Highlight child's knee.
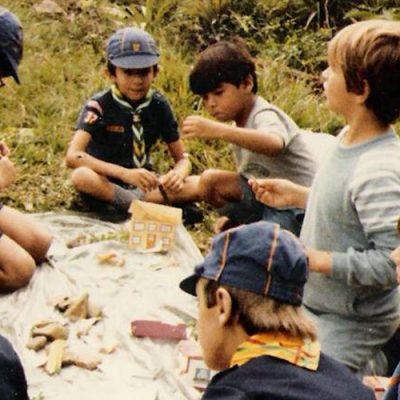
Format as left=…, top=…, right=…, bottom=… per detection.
left=70, top=167, right=94, bottom=191
left=199, top=169, right=219, bottom=202
left=0, top=254, right=35, bottom=292
left=29, top=230, right=52, bottom=262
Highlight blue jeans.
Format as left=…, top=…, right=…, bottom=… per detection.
left=218, top=175, right=304, bottom=236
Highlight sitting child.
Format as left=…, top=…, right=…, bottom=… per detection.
left=0, top=7, right=52, bottom=293
left=179, top=222, right=375, bottom=399
left=66, top=27, right=201, bottom=223
left=0, top=8, right=46, bottom=400
left=182, top=40, right=320, bottom=235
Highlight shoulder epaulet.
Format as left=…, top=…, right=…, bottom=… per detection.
left=89, top=88, right=118, bottom=115
left=86, top=100, right=103, bottom=116
left=152, top=90, right=165, bottom=102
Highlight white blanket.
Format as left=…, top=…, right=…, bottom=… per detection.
left=0, top=212, right=203, bottom=400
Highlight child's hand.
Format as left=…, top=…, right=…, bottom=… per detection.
left=182, top=115, right=224, bottom=140
left=390, top=247, right=400, bottom=284
left=159, top=170, right=184, bottom=194
left=0, top=156, right=17, bottom=190
left=248, top=178, right=304, bottom=209
left=121, top=168, right=158, bottom=192
left=0, top=141, right=10, bottom=157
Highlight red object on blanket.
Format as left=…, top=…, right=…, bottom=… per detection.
left=131, top=320, right=187, bottom=340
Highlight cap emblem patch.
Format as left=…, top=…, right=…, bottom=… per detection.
left=132, top=42, right=141, bottom=52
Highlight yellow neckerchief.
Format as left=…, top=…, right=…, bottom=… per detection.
left=230, top=332, right=320, bottom=371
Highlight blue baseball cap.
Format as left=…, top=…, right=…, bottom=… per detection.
left=0, top=7, right=23, bottom=84
left=180, top=221, right=309, bottom=306
left=107, top=27, right=159, bottom=69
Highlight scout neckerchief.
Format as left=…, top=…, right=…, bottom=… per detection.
left=111, top=85, right=154, bottom=167
left=230, top=332, right=320, bottom=371
left=383, top=362, right=400, bottom=400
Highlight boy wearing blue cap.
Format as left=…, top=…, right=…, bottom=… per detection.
left=180, top=222, right=374, bottom=399
left=0, top=7, right=52, bottom=293
left=0, top=7, right=42, bottom=400
left=250, top=20, right=400, bottom=375
left=66, top=27, right=200, bottom=221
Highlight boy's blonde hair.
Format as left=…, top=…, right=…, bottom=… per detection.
left=328, top=20, right=400, bottom=124
left=204, top=280, right=317, bottom=340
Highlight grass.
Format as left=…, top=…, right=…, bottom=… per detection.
left=0, top=0, right=399, bottom=251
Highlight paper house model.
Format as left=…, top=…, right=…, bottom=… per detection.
left=128, top=200, right=182, bottom=252
left=176, top=340, right=215, bottom=392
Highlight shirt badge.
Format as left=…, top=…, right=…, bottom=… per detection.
left=106, top=125, right=125, bottom=133
left=84, top=110, right=98, bottom=124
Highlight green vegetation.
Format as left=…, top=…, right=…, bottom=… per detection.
left=0, top=0, right=399, bottom=249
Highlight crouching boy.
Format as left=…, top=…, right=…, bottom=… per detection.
left=180, top=222, right=374, bottom=399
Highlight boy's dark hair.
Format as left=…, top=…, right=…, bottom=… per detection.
left=189, top=39, right=258, bottom=95
left=328, top=20, right=400, bottom=125
left=106, top=61, right=158, bottom=76
left=203, top=279, right=317, bottom=340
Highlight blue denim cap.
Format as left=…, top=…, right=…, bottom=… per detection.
left=107, top=27, right=159, bottom=69
left=0, top=7, right=23, bottom=84
left=180, top=221, right=308, bottom=306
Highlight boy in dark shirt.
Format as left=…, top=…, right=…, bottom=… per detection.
left=66, top=27, right=200, bottom=221
left=180, top=222, right=375, bottom=399
left=0, top=7, right=41, bottom=400
left=0, top=7, right=52, bottom=293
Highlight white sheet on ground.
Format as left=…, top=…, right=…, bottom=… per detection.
left=0, top=212, right=203, bottom=400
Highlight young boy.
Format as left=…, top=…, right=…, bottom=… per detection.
left=250, top=20, right=400, bottom=375
left=182, top=40, right=320, bottom=235
left=179, top=222, right=375, bottom=399
left=0, top=7, right=43, bottom=400
left=0, top=7, right=52, bottom=293
left=66, top=27, right=199, bottom=221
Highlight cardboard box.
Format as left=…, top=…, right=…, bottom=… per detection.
left=128, top=200, right=182, bottom=253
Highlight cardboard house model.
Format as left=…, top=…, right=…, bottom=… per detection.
left=128, top=200, right=182, bottom=252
